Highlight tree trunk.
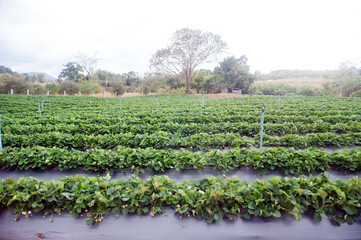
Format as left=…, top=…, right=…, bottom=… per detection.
left=185, top=69, right=191, bottom=94
left=186, top=76, right=190, bottom=94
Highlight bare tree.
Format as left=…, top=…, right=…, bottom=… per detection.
left=150, top=28, right=227, bottom=94
left=75, top=52, right=100, bottom=81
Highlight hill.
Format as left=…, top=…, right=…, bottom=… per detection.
left=254, top=69, right=335, bottom=89
left=24, top=72, right=57, bottom=81
left=253, top=77, right=332, bottom=89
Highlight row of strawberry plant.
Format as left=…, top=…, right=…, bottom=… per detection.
left=3, top=121, right=361, bottom=137
left=4, top=110, right=361, bottom=126
left=2, top=132, right=253, bottom=149
left=3, top=132, right=361, bottom=150
left=0, top=173, right=360, bottom=226
left=1, top=146, right=360, bottom=174
left=258, top=132, right=361, bottom=148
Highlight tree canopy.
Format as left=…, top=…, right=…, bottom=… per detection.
left=150, top=28, right=227, bottom=94
left=334, top=62, right=361, bottom=97
left=58, top=62, right=85, bottom=82
left=214, top=55, right=255, bottom=93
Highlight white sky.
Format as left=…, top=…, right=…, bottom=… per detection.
left=0, top=0, right=360, bottom=77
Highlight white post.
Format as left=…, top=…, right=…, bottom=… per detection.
left=79, top=91, right=81, bottom=96
left=64, top=91, right=66, bottom=96
left=10, top=89, right=14, bottom=95
left=27, top=89, right=29, bottom=95
left=47, top=90, right=49, bottom=96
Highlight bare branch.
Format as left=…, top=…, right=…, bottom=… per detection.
left=149, top=28, right=227, bottom=94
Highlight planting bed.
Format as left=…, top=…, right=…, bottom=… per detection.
left=0, top=94, right=360, bottom=239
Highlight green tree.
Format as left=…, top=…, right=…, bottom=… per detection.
left=58, top=62, right=85, bottom=82
left=214, top=55, right=255, bottom=93
left=0, top=73, right=29, bottom=94
left=122, top=71, right=141, bottom=87
left=334, top=62, right=361, bottom=97
left=94, top=69, right=110, bottom=88
left=31, top=83, right=44, bottom=95
left=78, top=81, right=103, bottom=94
left=191, top=69, right=214, bottom=93
left=140, top=73, right=165, bottom=93
left=166, top=75, right=184, bottom=90
left=45, top=83, right=60, bottom=95
left=150, top=28, right=227, bottom=94
left=111, top=81, right=127, bottom=95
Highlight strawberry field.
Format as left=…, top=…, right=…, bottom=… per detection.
left=0, top=94, right=360, bottom=239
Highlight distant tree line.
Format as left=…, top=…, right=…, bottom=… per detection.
left=251, top=62, right=361, bottom=97
left=1, top=28, right=359, bottom=97
left=1, top=60, right=360, bottom=97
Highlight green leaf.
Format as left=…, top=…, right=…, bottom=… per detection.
left=142, top=207, right=149, bottom=213
left=291, top=205, right=302, bottom=221
left=345, top=215, right=355, bottom=225
left=62, top=192, right=74, bottom=200
left=214, top=213, right=222, bottom=222
left=331, top=216, right=345, bottom=226
left=272, top=210, right=281, bottom=218
left=343, top=206, right=357, bottom=215
left=242, top=212, right=251, bottom=220
left=313, top=213, right=322, bottom=222
left=317, top=189, right=328, bottom=200
left=177, top=189, right=186, bottom=197
left=122, top=208, right=129, bottom=216
left=247, top=202, right=256, bottom=210
left=86, top=216, right=95, bottom=225
left=4, top=177, right=15, bottom=185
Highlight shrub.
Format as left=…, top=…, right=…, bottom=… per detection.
left=298, top=86, right=315, bottom=96
left=58, top=81, right=79, bottom=95
left=78, top=81, right=103, bottom=94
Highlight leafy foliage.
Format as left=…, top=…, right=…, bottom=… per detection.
left=58, top=62, right=85, bottom=82
left=214, top=55, right=255, bottom=93
left=0, top=174, right=359, bottom=226
left=1, top=146, right=360, bottom=174
left=150, top=28, right=227, bottom=94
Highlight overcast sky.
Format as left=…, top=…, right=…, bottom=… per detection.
left=0, top=0, right=360, bottom=77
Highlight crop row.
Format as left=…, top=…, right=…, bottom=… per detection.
left=3, top=121, right=361, bottom=137
left=0, top=173, right=360, bottom=226
left=3, top=111, right=361, bottom=126
left=1, top=146, right=360, bottom=174
left=3, top=132, right=361, bottom=150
